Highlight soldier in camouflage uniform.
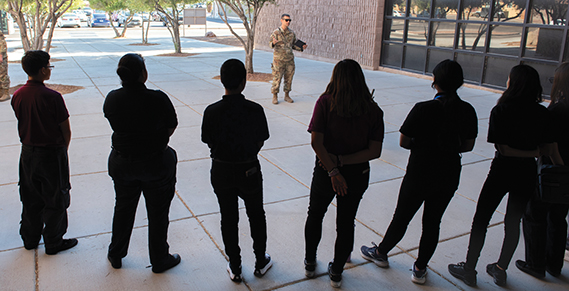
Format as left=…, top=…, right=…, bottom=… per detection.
left=0, top=30, right=9, bottom=102
left=270, top=14, right=307, bottom=104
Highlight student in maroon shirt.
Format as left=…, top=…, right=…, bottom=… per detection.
left=11, top=50, right=77, bottom=255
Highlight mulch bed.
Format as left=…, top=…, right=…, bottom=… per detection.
left=156, top=52, right=199, bottom=57
left=129, top=43, right=159, bottom=46
left=8, top=58, right=65, bottom=64
left=212, top=72, right=272, bottom=83
left=186, top=35, right=246, bottom=47
left=9, top=83, right=84, bottom=95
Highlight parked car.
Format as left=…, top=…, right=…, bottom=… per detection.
left=392, top=10, right=402, bottom=17
left=118, top=12, right=142, bottom=27
left=159, top=12, right=183, bottom=26
left=89, top=13, right=110, bottom=27
left=57, top=13, right=81, bottom=28
left=72, top=10, right=89, bottom=22
left=83, top=7, right=93, bottom=17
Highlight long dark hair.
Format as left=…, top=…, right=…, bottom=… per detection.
left=498, top=64, right=542, bottom=104
left=117, top=53, right=146, bottom=84
left=323, top=59, right=374, bottom=117
left=550, top=62, right=569, bottom=105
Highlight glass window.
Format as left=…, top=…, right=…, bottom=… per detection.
left=382, top=43, right=403, bottom=67
left=530, top=0, right=568, bottom=26
left=430, top=21, right=456, bottom=48
left=564, top=31, right=569, bottom=62
left=493, top=0, right=525, bottom=23
left=457, top=23, right=487, bottom=52
left=427, top=49, right=454, bottom=73
left=387, top=0, right=407, bottom=17
left=384, top=19, right=405, bottom=42
left=462, top=1, right=490, bottom=21
left=407, top=19, right=429, bottom=45
left=434, top=0, right=457, bottom=20
left=484, top=56, right=518, bottom=86
left=411, top=0, right=431, bottom=18
left=456, top=53, right=484, bottom=83
left=404, top=45, right=427, bottom=72
left=488, top=25, right=523, bottom=56
left=523, top=60, right=557, bottom=96
left=525, top=27, right=563, bottom=61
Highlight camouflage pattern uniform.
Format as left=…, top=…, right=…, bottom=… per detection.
left=0, top=30, right=10, bottom=102
left=270, top=27, right=302, bottom=94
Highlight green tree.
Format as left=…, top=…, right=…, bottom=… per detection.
left=90, top=0, right=130, bottom=37
left=2, top=0, right=75, bottom=52
left=215, top=0, right=275, bottom=73
left=151, top=0, right=198, bottom=53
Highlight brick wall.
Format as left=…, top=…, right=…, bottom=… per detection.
left=255, top=0, right=385, bottom=70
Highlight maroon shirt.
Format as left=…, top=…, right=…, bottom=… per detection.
left=308, top=94, right=384, bottom=155
left=11, top=80, right=69, bottom=147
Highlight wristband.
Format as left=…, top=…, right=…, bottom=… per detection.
left=328, top=167, right=340, bottom=177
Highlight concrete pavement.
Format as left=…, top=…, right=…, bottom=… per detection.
left=0, top=24, right=568, bottom=290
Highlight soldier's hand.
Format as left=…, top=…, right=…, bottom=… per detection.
left=302, top=44, right=308, bottom=50
left=272, top=36, right=278, bottom=45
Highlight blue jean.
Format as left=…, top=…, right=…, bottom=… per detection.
left=19, top=145, right=70, bottom=248
left=211, top=159, right=267, bottom=269
left=304, top=158, right=370, bottom=273
left=107, top=147, right=177, bottom=265
left=465, top=152, right=537, bottom=270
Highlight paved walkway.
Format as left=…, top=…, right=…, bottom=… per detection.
left=0, top=25, right=568, bottom=291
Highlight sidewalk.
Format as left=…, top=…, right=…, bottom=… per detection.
left=0, top=28, right=568, bottom=290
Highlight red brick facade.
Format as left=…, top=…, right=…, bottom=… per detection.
left=255, top=0, right=386, bottom=70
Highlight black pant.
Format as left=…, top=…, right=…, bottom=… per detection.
left=522, top=196, right=569, bottom=274
left=465, top=153, right=537, bottom=270
left=19, top=145, right=71, bottom=248
left=107, top=147, right=177, bottom=265
left=377, top=161, right=460, bottom=270
left=211, top=159, right=266, bottom=268
left=304, top=159, right=370, bottom=274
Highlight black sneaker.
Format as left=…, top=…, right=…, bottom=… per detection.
left=254, top=253, right=273, bottom=277
left=152, top=253, right=181, bottom=273
left=448, top=262, right=477, bottom=287
left=360, top=242, right=389, bottom=268
left=486, top=263, right=507, bottom=286
left=515, top=260, right=545, bottom=279
left=304, top=259, right=317, bottom=278
left=227, top=262, right=242, bottom=282
left=328, top=262, right=342, bottom=288
left=107, top=254, right=122, bottom=269
left=45, top=238, right=78, bottom=255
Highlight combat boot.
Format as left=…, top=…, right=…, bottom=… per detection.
left=0, top=89, right=10, bottom=102
left=284, top=92, right=294, bottom=103
left=272, top=93, right=278, bottom=104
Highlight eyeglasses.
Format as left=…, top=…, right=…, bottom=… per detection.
left=282, top=19, right=291, bottom=22
left=46, top=65, right=54, bottom=69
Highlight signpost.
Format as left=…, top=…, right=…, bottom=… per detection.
left=183, top=8, right=207, bottom=36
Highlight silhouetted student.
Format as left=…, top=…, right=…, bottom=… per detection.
left=11, top=50, right=77, bottom=255
left=517, top=62, right=569, bottom=279
left=449, top=64, right=563, bottom=287
left=361, top=60, right=478, bottom=285
left=304, top=59, right=384, bottom=288
left=104, top=53, right=180, bottom=273
left=202, top=59, right=271, bottom=283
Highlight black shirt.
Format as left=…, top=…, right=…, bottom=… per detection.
left=202, top=94, right=269, bottom=162
left=488, top=101, right=555, bottom=150
left=549, top=101, right=569, bottom=163
left=400, top=95, right=478, bottom=162
left=103, top=82, right=178, bottom=155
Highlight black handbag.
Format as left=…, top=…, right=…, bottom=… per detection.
left=537, top=159, right=569, bottom=204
